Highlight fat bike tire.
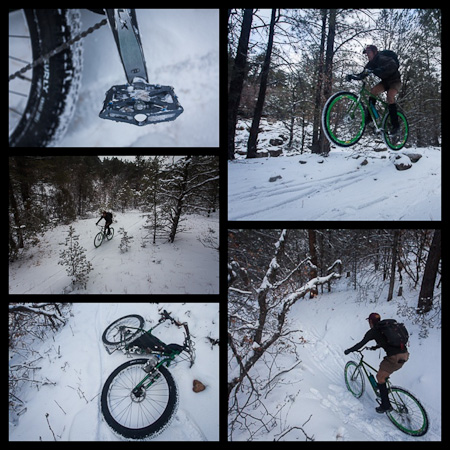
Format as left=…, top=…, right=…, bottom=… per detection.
left=101, top=314, right=145, bottom=347
left=386, top=386, right=429, bottom=436
left=344, top=361, right=365, bottom=398
left=94, top=232, right=104, bottom=248
left=382, top=111, right=409, bottom=150
left=101, top=359, right=179, bottom=440
left=322, top=91, right=366, bottom=147
left=106, top=227, right=114, bottom=241
left=9, top=9, right=82, bottom=147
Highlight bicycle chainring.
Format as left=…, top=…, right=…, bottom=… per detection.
left=99, top=81, right=184, bottom=126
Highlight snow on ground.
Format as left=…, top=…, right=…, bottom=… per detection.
left=59, top=9, right=219, bottom=147
left=228, top=148, right=441, bottom=221
left=229, top=118, right=441, bottom=220
left=229, top=279, right=441, bottom=441
left=9, top=303, right=219, bottom=441
left=8, top=210, right=219, bottom=295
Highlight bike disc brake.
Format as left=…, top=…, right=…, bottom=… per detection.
left=99, top=81, right=184, bottom=126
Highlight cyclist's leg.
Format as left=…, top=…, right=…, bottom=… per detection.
left=386, top=81, right=401, bottom=131
left=376, top=369, right=391, bottom=383
left=370, top=82, right=385, bottom=97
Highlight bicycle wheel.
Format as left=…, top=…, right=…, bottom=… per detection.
left=322, top=91, right=366, bottom=147
left=106, top=227, right=114, bottom=241
left=102, top=314, right=145, bottom=347
left=382, top=110, right=409, bottom=150
left=94, top=232, right=104, bottom=248
left=386, top=386, right=429, bottom=436
left=344, top=361, right=365, bottom=398
left=101, top=359, right=179, bottom=440
left=9, top=9, right=82, bottom=147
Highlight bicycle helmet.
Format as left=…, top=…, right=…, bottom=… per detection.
left=366, top=312, right=381, bottom=324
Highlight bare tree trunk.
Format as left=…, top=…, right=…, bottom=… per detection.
left=228, top=9, right=253, bottom=160
left=417, top=229, right=441, bottom=313
left=387, top=230, right=400, bottom=301
left=247, top=9, right=278, bottom=158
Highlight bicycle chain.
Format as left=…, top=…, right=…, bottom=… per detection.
left=8, top=17, right=108, bottom=82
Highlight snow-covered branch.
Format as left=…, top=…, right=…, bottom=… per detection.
left=284, top=272, right=341, bottom=306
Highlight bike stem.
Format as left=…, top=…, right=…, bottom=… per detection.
left=104, top=9, right=148, bottom=84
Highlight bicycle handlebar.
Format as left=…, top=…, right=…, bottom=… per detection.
left=160, top=309, right=191, bottom=336
left=357, top=346, right=378, bottom=353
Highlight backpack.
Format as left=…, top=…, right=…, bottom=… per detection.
left=380, top=49, right=400, bottom=69
left=376, top=319, right=409, bottom=350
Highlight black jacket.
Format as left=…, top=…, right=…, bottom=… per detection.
left=97, top=212, right=112, bottom=225
left=346, top=327, right=407, bottom=357
left=364, top=53, right=401, bottom=84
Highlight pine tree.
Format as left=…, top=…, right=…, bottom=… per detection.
left=58, top=226, right=93, bottom=289
left=118, top=227, right=134, bottom=253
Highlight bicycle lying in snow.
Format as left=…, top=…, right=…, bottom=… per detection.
left=344, top=347, right=428, bottom=436
left=101, top=310, right=195, bottom=439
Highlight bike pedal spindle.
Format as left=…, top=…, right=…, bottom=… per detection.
left=99, top=82, right=184, bottom=126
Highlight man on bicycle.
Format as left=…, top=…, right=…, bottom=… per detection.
left=347, top=45, right=401, bottom=136
left=96, top=211, right=113, bottom=235
left=344, top=313, right=409, bottom=413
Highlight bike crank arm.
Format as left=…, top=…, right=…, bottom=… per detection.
left=104, top=9, right=148, bottom=84
left=101, top=9, right=183, bottom=126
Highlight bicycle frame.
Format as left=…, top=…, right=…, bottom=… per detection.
left=352, top=349, right=387, bottom=394
left=105, top=311, right=195, bottom=367
left=353, top=82, right=389, bottom=133
left=350, top=349, right=412, bottom=415
left=97, top=224, right=109, bottom=235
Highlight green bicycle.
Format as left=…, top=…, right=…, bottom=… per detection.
left=101, top=310, right=195, bottom=439
left=94, top=224, right=114, bottom=248
left=322, top=78, right=409, bottom=150
left=344, top=347, right=428, bottom=437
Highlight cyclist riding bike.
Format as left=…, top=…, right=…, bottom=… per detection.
left=344, top=313, right=410, bottom=413
left=347, top=45, right=401, bottom=136
left=96, top=211, right=113, bottom=235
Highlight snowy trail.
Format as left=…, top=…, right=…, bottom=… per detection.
left=9, top=210, right=219, bottom=294
left=231, top=285, right=441, bottom=441
left=228, top=147, right=441, bottom=220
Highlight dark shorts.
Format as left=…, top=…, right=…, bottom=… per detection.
left=379, top=351, right=409, bottom=375
left=377, top=80, right=402, bottom=92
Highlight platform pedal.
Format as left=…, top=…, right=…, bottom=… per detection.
left=99, top=81, right=183, bottom=126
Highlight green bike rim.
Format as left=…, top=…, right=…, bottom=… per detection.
left=326, top=94, right=365, bottom=146
left=385, top=112, right=408, bottom=150
left=386, top=387, right=428, bottom=436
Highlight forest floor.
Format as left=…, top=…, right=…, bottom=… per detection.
left=8, top=210, right=219, bottom=295
left=229, top=118, right=440, bottom=221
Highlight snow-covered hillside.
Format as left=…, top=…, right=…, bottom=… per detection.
left=9, top=303, right=219, bottom=441
left=228, top=148, right=440, bottom=221
left=229, top=119, right=441, bottom=220
left=229, top=279, right=441, bottom=441
left=8, top=210, right=219, bottom=294
left=59, top=9, right=219, bottom=147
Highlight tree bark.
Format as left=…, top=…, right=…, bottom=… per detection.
left=247, top=9, right=277, bottom=158
left=417, top=229, right=441, bottom=313
left=228, top=9, right=253, bottom=160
